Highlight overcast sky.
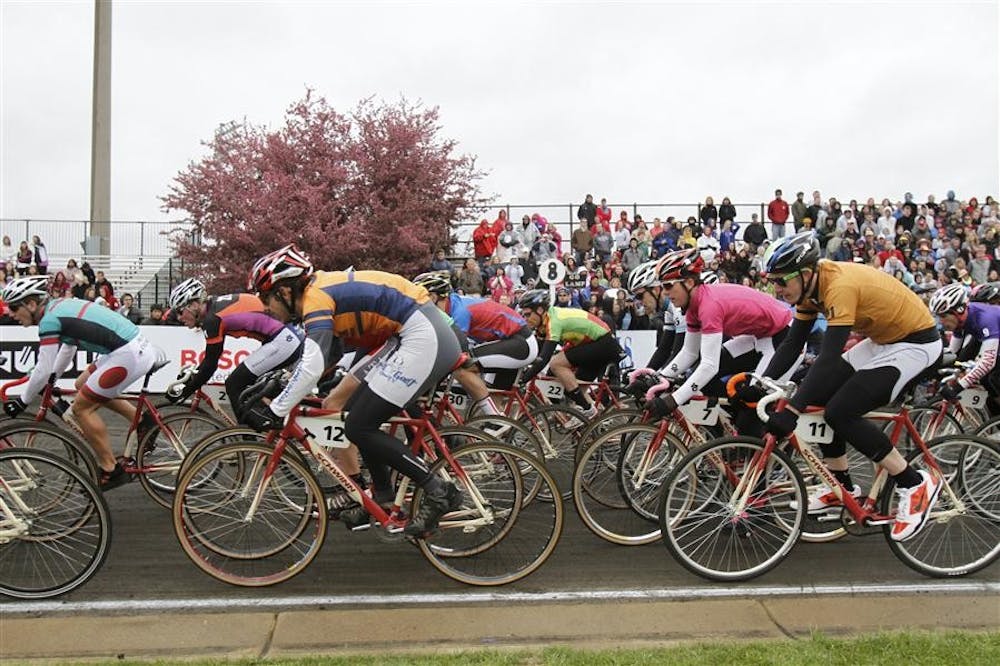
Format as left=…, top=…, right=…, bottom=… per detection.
left=2, top=0, right=998, bottom=228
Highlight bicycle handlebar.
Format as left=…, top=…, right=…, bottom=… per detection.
left=0, top=376, right=29, bottom=401
left=743, top=373, right=795, bottom=424
left=165, top=364, right=197, bottom=399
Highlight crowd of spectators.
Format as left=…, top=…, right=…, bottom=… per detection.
left=430, top=189, right=999, bottom=331
left=0, top=234, right=166, bottom=325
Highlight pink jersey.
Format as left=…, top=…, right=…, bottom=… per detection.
left=686, top=284, right=791, bottom=338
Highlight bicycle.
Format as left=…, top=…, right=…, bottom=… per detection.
left=657, top=374, right=1000, bottom=581
left=0, top=447, right=112, bottom=598
left=171, top=386, right=564, bottom=587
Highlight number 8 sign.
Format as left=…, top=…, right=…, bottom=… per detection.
left=538, top=258, right=567, bottom=286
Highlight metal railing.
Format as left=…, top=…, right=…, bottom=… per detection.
left=0, top=218, right=193, bottom=258
left=450, top=202, right=769, bottom=254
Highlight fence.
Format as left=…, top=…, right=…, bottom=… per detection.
left=0, top=218, right=194, bottom=258
left=449, top=202, right=770, bottom=254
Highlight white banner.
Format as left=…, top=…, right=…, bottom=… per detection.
left=0, top=326, right=660, bottom=396
left=0, top=326, right=261, bottom=396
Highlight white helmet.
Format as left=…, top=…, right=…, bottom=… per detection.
left=928, top=283, right=968, bottom=316
left=168, top=278, right=207, bottom=311
left=701, top=271, right=720, bottom=285
left=1, top=275, right=49, bottom=306
left=627, top=260, right=661, bottom=294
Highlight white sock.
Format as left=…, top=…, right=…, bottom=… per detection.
left=476, top=396, right=501, bottom=416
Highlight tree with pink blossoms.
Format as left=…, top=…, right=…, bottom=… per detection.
left=162, top=91, right=491, bottom=291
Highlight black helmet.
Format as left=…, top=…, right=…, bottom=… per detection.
left=972, top=282, right=1000, bottom=304
left=518, top=289, right=550, bottom=310
left=764, top=231, right=820, bottom=276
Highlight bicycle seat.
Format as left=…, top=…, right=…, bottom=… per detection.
left=145, top=348, right=171, bottom=379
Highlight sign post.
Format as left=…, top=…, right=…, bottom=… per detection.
left=537, top=258, right=567, bottom=306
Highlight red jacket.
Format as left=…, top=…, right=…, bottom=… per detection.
left=768, top=198, right=790, bottom=224
left=472, top=221, right=498, bottom=258
left=595, top=205, right=612, bottom=226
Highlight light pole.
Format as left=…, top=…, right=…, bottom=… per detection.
left=90, top=0, right=112, bottom=255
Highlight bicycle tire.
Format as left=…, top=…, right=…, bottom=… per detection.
left=416, top=441, right=563, bottom=586
left=573, top=408, right=643, bottom=464
left=513, top=404, right=588, bottom=500
left=882, top=434, right=1000, bottom=577
left=438, top=423, right=544, bottom=506
left=172, top=441, right=327, bottom=586
left=0, top=448, right=111, bottom=599
left=0, top=419, right=99, bottom=482
left=659, top=437, right=807, bottom=582
left=137, top=412, right=231, bottom=508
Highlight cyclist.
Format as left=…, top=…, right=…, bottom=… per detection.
left=166, top=278, right=303, bottom=411
left=1, top=275, right=163, bottom=490
left=624, top=260, right=686, bottom=377
left=637, top=249, right=797, bottom=435
left=413, top=271, right=538, bottom=413
left=517, top=289, right=620, bottom=418
left=243, top=245, right=463, bottom=538
left=757, top=231, right=942, bottom=542
left=930, top=283, right=1000, bottom=414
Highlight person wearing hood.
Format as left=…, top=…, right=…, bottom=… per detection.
left=472, top=218, right=498, bottom=267
left=506, top=256, right=524, bottom=288
left=497, top=221, right=521, bottom=263
left=517, top=214, right=539, bottom=262
left=943, top=190, right=961, bottom=215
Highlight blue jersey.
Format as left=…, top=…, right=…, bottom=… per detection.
left=37, top=298, right=139, bottom=354
left=957, top=302, right=1000, bottom=342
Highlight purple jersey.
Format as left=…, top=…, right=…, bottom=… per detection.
left=958, top=302, right=1000, bottom=342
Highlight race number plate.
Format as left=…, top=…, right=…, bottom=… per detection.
left=794, top=413, right=834, bottom=445
left=536, top=379, right=564, bottom=401
left=300, top=414, right=350, bottom=449
left=960, top=387, right=989, bottom=409
left=678, top=401, right=719, bottom=426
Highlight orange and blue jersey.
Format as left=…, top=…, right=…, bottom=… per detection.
left=38, top=297, right=138, bottom=354
left=202, top=293, right=287, bottom=344
left=300, top=270, right=430, bottom=351
left=447, top=294, right=528, bottom=343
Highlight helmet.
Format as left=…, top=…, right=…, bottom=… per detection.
left=247, top=244, right=314, bottom=293
left=168, top=278, right=206, bottom=311
left=971, top=282, right=1000, bottom=304
left=929, top=283, right=969, bottom=316
left=1, top=275, right=49, bottom=306
left=412, top=271, right=452, bottom=296
left=657, top=248, right=704, bottom=282
left=764, top=231, right=820, bottom=276
left=701, top=271, right=720, bottom=285
left=518, top=289, right=550, bottom=310
left=627, top=260, right=661, bottom=293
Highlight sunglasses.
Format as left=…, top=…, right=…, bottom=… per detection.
left=767, top=271, right=801, bottom=287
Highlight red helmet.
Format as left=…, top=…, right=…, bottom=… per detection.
left=247, top=244, right=314, bottom=293
left=656, top=248, right=704, bottom=282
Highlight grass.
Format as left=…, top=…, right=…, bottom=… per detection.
left=52, top=630, right=1000, bottom=665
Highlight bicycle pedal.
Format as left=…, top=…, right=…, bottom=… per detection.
left=372, top=523, right=406, bottom=543
left=841, top=509, right=884, bottom=537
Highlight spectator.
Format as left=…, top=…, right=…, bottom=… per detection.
left=719, top=197, right=737, bottom=225
left=430, top=248, right=453, bottom=274
left=719, top=220, right=737, bottom=254
left=546, top=223, right=564, bottom=259
left=457, top=257, right=484, bottom=296
left=577, top=194, right=597, bottom=226
left=617, top=210, right=631, bottom=229
left=699, top=196, right=718, bottom=226
left=767, top=189, right=790, bottom=238
left=506, top=257, right=525, bottom=288
left=595, top=198, right=613, bottom=227
left=571, top=218, right=593, bottom=265
left=30, top=236, right=48, bottom=274
left=80, top=261, right=96, bottom=285
left=743, top=213, right=767, bottom=251
left=15, top=241, right=32, bottom=276
left=696, top=224, right=720, bottom=263
left=49, top=271, right=69, bottom=298
left=631, top=218, right=652, bottom=256
left=94, top=270, right=113, bottom=295
left=530, top=233, right=558, bottom=267
left=517, top=215, right=539, bottom=264
left=487, top=268, right=514, bottom=303
left=99, top=282, right=118, bottom=310
left=118, top=292, right=143, bottom=324
left=496, top=221, right=521, bottom=263
left=970, top=245, right=991, bottom=284
left=472, top=218, right=498, bottom=267
left=142, top=303, right=165, bottom=325
left=64, top=258, right=84, bottom=285
left=621, top=237, right=645, bottom=273
left=593, top=223, right=614, bottom=264
left=791, top=191, right=808, bottom=230
left=2, top=236, right=15, bottom=264
left=70, top=272, right=89, bottom=299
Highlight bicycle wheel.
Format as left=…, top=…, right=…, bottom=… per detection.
left=416, top=441, right=563, bottom=586
left=138, top=412, right=230, bottom=508
left=0, top=420, right=98, bottom=482
left=574, top=408, right=643, bottom=464
left=442, top=421, right=545, bottom=506
left=882, top=435, right=1000, bottom=577
left=175, top=427, right=261, bottom=482
left=0, top=448, right=111, bottom=599
left=974, top=414, right=1000, bottom=441
left=172, top=441, right=327, bottom=586
left=515, top=404, right=588, bottom=500
left=573, top=423, right=681, bottom=546
left=659, top=437, right=806, bottom=582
